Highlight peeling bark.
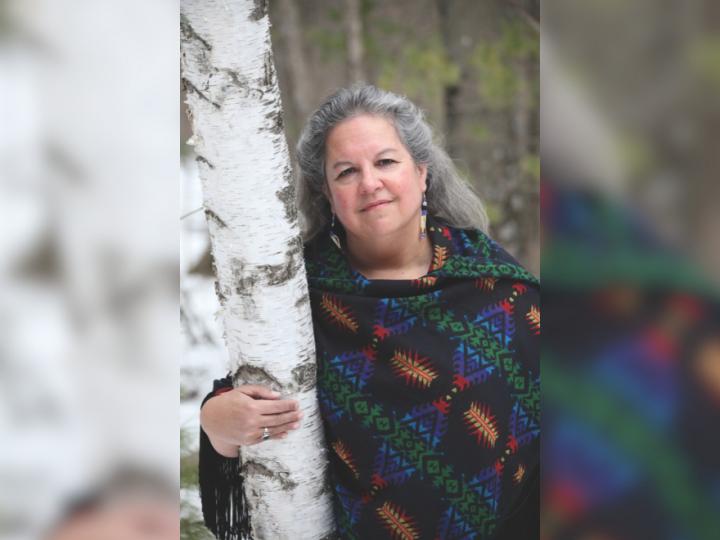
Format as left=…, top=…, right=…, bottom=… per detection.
left=204, top=208, right=227, bottom=229
left=180, top=0, right=335, bottom=537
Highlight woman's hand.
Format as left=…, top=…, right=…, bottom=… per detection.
left=200, top=385, right=303, bottom=457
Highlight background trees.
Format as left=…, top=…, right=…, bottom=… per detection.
left=180, top=1, right=539, bottom=538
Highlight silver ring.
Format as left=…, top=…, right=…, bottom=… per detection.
left=261, top=427, right=270, bottom=441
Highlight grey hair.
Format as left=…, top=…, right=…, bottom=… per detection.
left=296, top=84, right=489, bottom=240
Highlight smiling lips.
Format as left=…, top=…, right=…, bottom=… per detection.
left=361, top=199, right=393, bottom=212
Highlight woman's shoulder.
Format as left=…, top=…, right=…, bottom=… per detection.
left=433, top=221, right=539, bottom=287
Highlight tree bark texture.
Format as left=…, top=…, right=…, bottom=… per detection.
left=180, top=1, right=336, bottom=538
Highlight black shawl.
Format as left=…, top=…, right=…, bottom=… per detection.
left=200, top=218, right=540, bottom=539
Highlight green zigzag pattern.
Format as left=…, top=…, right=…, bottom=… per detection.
left=434, top=256, right=539, bottom=285
left=396, top=294, right=540, bottom=422
left=321, top=367, right=498, bottom=538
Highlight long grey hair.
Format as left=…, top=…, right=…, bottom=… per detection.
left=295, top=84, right=489, bottom=240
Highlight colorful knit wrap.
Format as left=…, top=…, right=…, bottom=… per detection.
left=305, top=218, right=540, bottom=539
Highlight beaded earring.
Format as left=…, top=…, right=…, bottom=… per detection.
left=330, top=213, right=342, bottom=250
left=419, top=193, right=428, bottom=239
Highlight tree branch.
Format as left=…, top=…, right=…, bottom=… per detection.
left=506, top=0, right=540, bottom=35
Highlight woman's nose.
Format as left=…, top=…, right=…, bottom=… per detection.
left=359, top=167, right=382, bottom=193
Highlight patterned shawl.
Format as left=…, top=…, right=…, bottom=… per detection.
left=199, top=218, right=539, bottom=540
left=305, top=218, right=540, bottom=539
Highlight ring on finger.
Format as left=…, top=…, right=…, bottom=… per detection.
left=261, top=426, right=270, bottom=441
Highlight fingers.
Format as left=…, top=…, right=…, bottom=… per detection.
left=265, top=423, right=297, bottom=438
left=261, top=409, right=303, bottom=428
left=255, top=398, right=299, bottom=415
left=237, top=385, right=299, bottom=414
left=238, top=385, right=281, bottom=400
left=249, top=424, right=294, bottom=445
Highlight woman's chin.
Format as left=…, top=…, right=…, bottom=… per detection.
left=352, top=221, right=416, bottom=243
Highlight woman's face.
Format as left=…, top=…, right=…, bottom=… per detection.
left=324, top=114, right=427, bottom=246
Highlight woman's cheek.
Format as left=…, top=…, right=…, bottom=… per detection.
left=333, top=192, right=355, bottom=214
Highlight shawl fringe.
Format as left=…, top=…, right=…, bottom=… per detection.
left=199, top=386, right=252, bottom=539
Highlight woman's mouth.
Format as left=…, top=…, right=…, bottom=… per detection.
left=362, top=200, right=392, bottom=212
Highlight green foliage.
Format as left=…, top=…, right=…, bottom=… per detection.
left=361, top=0, right=376, bottom=18
left=376, top=36, right=460, bottom=109
left=521, top=154, right=540, bottom=182
left=180, top=426, right=214, bottom=540
left=617, top=134, right=654, bottom=180
left=180, top=427, right=199, bottom=489
left=469, top=121, right=491, bottom=143
left=472, top=19, right=538, bottom=110
left=689, top=36, right=720, bottom=90
left=181, top=500, right=215, bottom=540
left=327, top=6, right=342, bottom=23
left=306, top=27, right=346, bottom=62
left=484, top=201, right=504, bottom=227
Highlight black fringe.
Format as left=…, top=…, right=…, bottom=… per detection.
left=199, top=379, right=252, bottom=539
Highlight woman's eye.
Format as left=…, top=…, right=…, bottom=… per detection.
left=377, top=159, right=397, bottom=167
left=337, top=167, right=355, bottom=178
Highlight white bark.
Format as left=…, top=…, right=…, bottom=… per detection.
left=180, top=1, right=336, bottom=538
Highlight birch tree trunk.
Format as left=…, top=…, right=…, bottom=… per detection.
left=180, top=1, right=336, bottom=538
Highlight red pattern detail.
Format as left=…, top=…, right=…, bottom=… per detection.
left=430, top=245, right=449, bottom=272
left=507, top=435, right=519, bottom=454
left=377, top=502, right=420, bottom=540
left=441, top=227, right=452, bottom=240
left=452, top=374, right=470, bottom=391
left=513, top=463, right=526, bottom=484
left=363, top=345, right=377, bottom=361
left=412, top=276, right=438, bottom=288
left=464, top=402, right=499, bottom=448
left=494, top=459, right=504, bottom=475
left=321, top=293, right=359, bottom=333
left=373, top=324, right=390, bottom=340
left=332, top=440, right=360, bottom=479
left=432, top=398, right=450, bottom=414
left=526, top=305, right=541, bottom=335
left=371, top=473, right=387, bottom=489
left=475, top=277, right=498, bottom=291
left=500, top=299, right=513, bottom=314
left=512, top=283, right=528, bottom=294
left=390, top=349, right=438, bottom=389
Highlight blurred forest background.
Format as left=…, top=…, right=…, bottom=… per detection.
left=3, top=0, right=718, bottom=538
left=180, top=1, right=539, bottom=537
left=181, top=0, right=540, bottom=273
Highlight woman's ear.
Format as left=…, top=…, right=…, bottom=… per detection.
left=417, top=164, right=428, bottom=192
left=322, top=184, right=335, bottom=213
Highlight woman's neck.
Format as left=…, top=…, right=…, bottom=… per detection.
left=345, top=230, right=432, bottom=280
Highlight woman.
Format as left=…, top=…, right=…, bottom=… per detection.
left=200, top=85, right=539, bottom=539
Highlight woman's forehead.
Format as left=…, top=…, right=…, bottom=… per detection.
left=325, top=115, right=403, bottom=155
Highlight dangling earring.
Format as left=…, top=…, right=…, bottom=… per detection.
left=419, top=193, right=428, bottom=239
left=330, top=213, right=342, bottom=250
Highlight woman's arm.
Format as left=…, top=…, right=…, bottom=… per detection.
left=198, top=378, right=304, bottom=537
left=200, top=381, right=303, bottom=456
